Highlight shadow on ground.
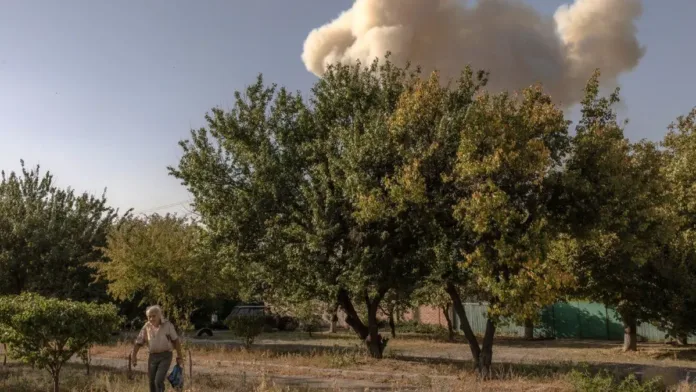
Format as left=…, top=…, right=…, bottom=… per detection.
left=390, top=354, right=694, bottom=386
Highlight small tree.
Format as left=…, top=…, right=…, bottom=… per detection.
left=268, top=298, right=326, bottom=338
left=93, top=213, right=232, bottom=331
left=225, top=314, right=265, bottom=349
left=411, top=282, right=456, bottom=341
left=0, top=293, right=121, bottom=392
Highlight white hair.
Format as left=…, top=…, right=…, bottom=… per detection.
left=145, top=305, right=163, bottom=319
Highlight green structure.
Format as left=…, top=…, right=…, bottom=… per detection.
left=453, top=301, right=692, bottom=342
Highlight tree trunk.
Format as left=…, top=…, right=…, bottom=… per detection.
left=622, top=313, right=638, bottom=352
left=388, top=311, right=396, bottom=339
left=85, top=349, right=90, bottom=375
left=478, top=319, right=496, bottom=379
left=337, top=289, right=368, bottom=340
left=677, top=334, right=689, bottom=346
left=52, top=368, right=61, bottom=392
left=329, top=303, right=339, bottom=334
left=442, top=304, right=455, bottom=342
left=365, top=296, right=386, bottom=359
left=524, top=318, right=534, bottom=340
left=2, top=344, right=7, bottom=366
left=445, top=282, right=481, bottom=364
left=188, top=348, right=193, bottom=389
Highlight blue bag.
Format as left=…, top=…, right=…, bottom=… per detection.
left=167, top=364, right=184, bottom=389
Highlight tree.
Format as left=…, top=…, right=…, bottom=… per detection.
left=450, top=84, right=571, bottom=376
left=0, top=161, right=121, bottom=300
left=379, top=289, right=413, bottom=339
left=381, top=71, right=573, bottom=375
left=657, top=107, right=696, bottom=344
left=92, top=214, right=231, bottom=330
left=559, top=73, right=673, bottom=352
left=225, top=314, right=265, bottom=349
left=170, top=57, right=434, bottom=358
left=411, top=282, right=456, bottom=341
left=0, top=293, right=121, bottom=392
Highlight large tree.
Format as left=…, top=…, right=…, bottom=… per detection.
left=92, top=213, right=230, bottom=330
left=0, top=161, right=120, bottom=301
left=657, top=107, right=696, bottom=343
left=559, top=74, right=673, bottom=351
left=378, top=70, right=573, bottom=375
left=170, top=58, right=438, bottom=358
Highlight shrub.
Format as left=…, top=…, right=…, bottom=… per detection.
left=395, top=320, right=448, bottom=336
left=0, top=293, right=121, bottom=392
left=226, top=314, right=265, bottom=349
left=568, top=369, right=664, bottom=392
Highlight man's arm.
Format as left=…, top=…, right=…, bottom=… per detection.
left=132, top=326, right=147, bottom=365
left=131, top=343, right=142, bottom=364
left=173, top=338, right=184, bottom=365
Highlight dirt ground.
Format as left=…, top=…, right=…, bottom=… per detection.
left=78, top=331, right=696, bottom=391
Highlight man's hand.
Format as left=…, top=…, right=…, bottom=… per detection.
left=176, top=356, right=184, bottom=367
left=131, top=353, right=138, bottom=367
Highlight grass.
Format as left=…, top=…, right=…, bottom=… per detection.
left=0, top=363, right=313, bottom=392
left=5, top=331, right=696, bottom=391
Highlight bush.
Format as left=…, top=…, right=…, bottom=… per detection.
left=225, top=314, right=265, bottom=349
left=568, top=369, right=664, bottom=392
left=395, top=320, right=448, bottom=335
left=0, top=293, right=121, bottom=392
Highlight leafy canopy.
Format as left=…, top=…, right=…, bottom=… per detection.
left=92, top=213, right=231, bottom=329
left=0, top=161, right=121, bottom=300
left=0, top=293, right=121, bottom=392
left=560, top=73, right=672, bottom=323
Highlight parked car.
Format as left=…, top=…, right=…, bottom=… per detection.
left=225, top=305, right=298, bottom=332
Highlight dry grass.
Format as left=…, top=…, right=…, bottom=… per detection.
left=0, top=363, right=313, bottom=392
left=5, top=333, right=696, bottom=391
left=1, top=362, right=573, bottom=392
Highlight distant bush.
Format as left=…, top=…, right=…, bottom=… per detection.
left=395, top=321, right=448, bottom=335
left=226, top=314, right=265, bottom=349
left=0, top=293, right=121, bottom=392
left=568, top=369, right=664, bottom=392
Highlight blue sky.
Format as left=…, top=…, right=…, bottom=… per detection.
left=1, top=0, right=694, bottom=215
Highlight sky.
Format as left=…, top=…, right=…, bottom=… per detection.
left=1, top=0, right=695, bottom=216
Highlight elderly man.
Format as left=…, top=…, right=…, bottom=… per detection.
left=131, top=306, right=185, bottom=392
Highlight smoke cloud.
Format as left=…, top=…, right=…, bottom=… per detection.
left=301, top=0, right=645, bottom=107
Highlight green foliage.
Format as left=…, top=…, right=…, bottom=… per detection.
left=267, top=297, right=325, bottom=337
left=168, top=56, right=446, bottom=357
left=449, top=82, right=572, bottom=321
left=0, top=161, right=122, bottom=300
left=225, top=314, right=265, bottom=349
left=291, top=303, right=324, bottom=337
left=559, top=72, right=673, bottom=330
left=656, top=107, right=696, bottom=339
left=0, top=293, right=121, bottom=392
left=92, top=213, right=232, bottom=331
left=395, top=320, right=448, bottom=336
left=411, top=283, right=451, bottom=312
left=568, top=369, right=664, bottom=392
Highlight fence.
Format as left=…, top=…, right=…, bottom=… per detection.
left=453, top=301, right=694, bottom=342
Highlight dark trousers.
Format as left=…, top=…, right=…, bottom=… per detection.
left=148, top=351, right=173, bottom=392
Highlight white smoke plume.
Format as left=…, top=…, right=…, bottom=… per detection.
left=301, top=0, right=645, bottom=107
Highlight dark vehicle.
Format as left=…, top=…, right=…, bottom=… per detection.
left=194, top=304, right=298, bottom=337
left=225, top=305, right=299, bottom=332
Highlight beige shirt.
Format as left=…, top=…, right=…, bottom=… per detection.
left=135, top=320, right=178, bottom=354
